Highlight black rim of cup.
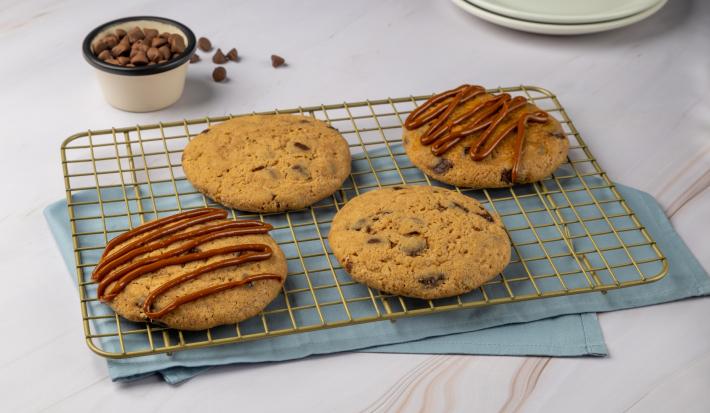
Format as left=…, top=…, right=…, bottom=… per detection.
left=82, top=16, right=196, bottom=76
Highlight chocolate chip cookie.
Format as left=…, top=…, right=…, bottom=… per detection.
left=403, top=85, right=569, bottom=188
left=93, top=208, right=287, bottom=330
left=182, top=114, right=351, bottom=212
left=328, top=185, right=511, bottom=299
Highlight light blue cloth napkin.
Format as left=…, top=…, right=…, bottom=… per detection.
left=44, top=182, right=710, bottom=384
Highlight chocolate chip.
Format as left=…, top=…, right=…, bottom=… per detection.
left=158, top=45, right=171, bottom=60
left=201, top=128, right=211, bottom=134
left=449, top=201, right=469, bottom=213
left=271, top=54, right=286, bottom=68
left=227, top=48, right=238, bottom=61
left=147, top=47, right=161, bottom=62
left=345, top=261, right=353, bottom=272
left=213, top=48, right=228, bottom=64
left=151, top=36, right=167, bottom=48
left=477, top=210, right=494, bottom=223
left=251, top=165, right=266, bottom=172
left=550, top=131, right=566, bottom=139
left=432, top=158, right=453, bottom=174
left=198, top=37, right=212, bottom=52
left=187, top=246, right=200, bottom=254
left=366, top=237, right=385, bottom=244
left=189, top=54, right=200, bottom=63
left=168, top=34, right=186, bottom=54
left=463, top=146, right=471, bottom=155
left=418, top=273, right=446, bottom=288
left=392, top=186, right=404, bottom=190
left=291, top=164, right=311, bottom=179
left=111, top=37, right=130, bottom=57
left=130, top=51, right=149, bottom=65
left=293, top=142, right=310, bottom=151
left=370, top=211, right=392, bottom=222
left=435, top=202, right=447, bottom=212
left=399, top=236, right=427, bottom=256
left=501, top=169, right=513, bottom=184
left=102, top=34, right=118, bottom=48
left=127, top=26, right=145, bottom=43
left=143, top=28, right=158, bottom=42
left=97, top=50, right=111, bottom=61
left=350, top=218, right=370, bottom=231
left=212, top=66, right=227, bottom=82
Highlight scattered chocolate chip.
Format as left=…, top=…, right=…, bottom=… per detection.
left=500, top=169, right=513, bottom=184
left=418, top=273, right=446, bottom=288
left=198, top=37, right=212, bottom=52
left=212, top=66, right=227, bottom=82
left=345, top=261, right=353, bottom=272
left=271, top=54, right=286, bottom=67
left=227, top=48, right=238, bottom=61
left=463, top=146, right=471, bottom=155
left=432, top=158, right=453, bottom=174
left=400, top=236, right=427, bottom=256
left=293, top=142, right=310, bottom=151
left=449, top=201, right=469, bottom=213
left=251, top=165, right=266, bottom=172
left=403, top=231, right=421, bottom=236
left=213, top=48, right=228, bottom=64
left=550, top=131, right=566, bottom=139
left=477, top=210, right=494, bottom=223
left=189, top=54, right=200, bottom=63
left=366, top=237, right=382, bottom=244
left=187, top=246, right=200, bottom=254
left=435, top=202, right=447, bottom=212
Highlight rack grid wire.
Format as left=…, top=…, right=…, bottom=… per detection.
left=60, top=85, right=667, bottom=358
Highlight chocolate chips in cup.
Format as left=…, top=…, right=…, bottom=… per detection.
left=92, top=26, right=188, bottom=67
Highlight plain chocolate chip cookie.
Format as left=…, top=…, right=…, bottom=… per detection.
left=328, top=185, right=511, bottom=299
left=182, top=114, right=351, bottom=212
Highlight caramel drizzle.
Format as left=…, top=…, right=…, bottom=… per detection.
left=404, top=84, right=550, bottom=182
left=93, top=208, right=282, bottom=320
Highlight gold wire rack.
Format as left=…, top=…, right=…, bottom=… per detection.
left=61, top=85, right=667, bottom=359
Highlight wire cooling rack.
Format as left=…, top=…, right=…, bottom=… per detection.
left=61, top=85, right=667, bottom=358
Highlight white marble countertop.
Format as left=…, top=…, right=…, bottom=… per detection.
left=1, top=0, right=708, bottom=412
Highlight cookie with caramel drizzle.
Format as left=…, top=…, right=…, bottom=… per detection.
left=403, top=85, right=569, bottom=188
left=93, top=207, right=287, bottom=330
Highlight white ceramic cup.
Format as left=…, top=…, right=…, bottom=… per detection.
left=83, top=17, right=196, bottom=112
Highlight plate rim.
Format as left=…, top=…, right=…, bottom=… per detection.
left=467, top=0, right=663, bottom=24
left=451, top=0, right=667, bottom=35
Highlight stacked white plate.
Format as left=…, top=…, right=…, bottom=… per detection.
left=452, top=0, right=667, bottom=35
